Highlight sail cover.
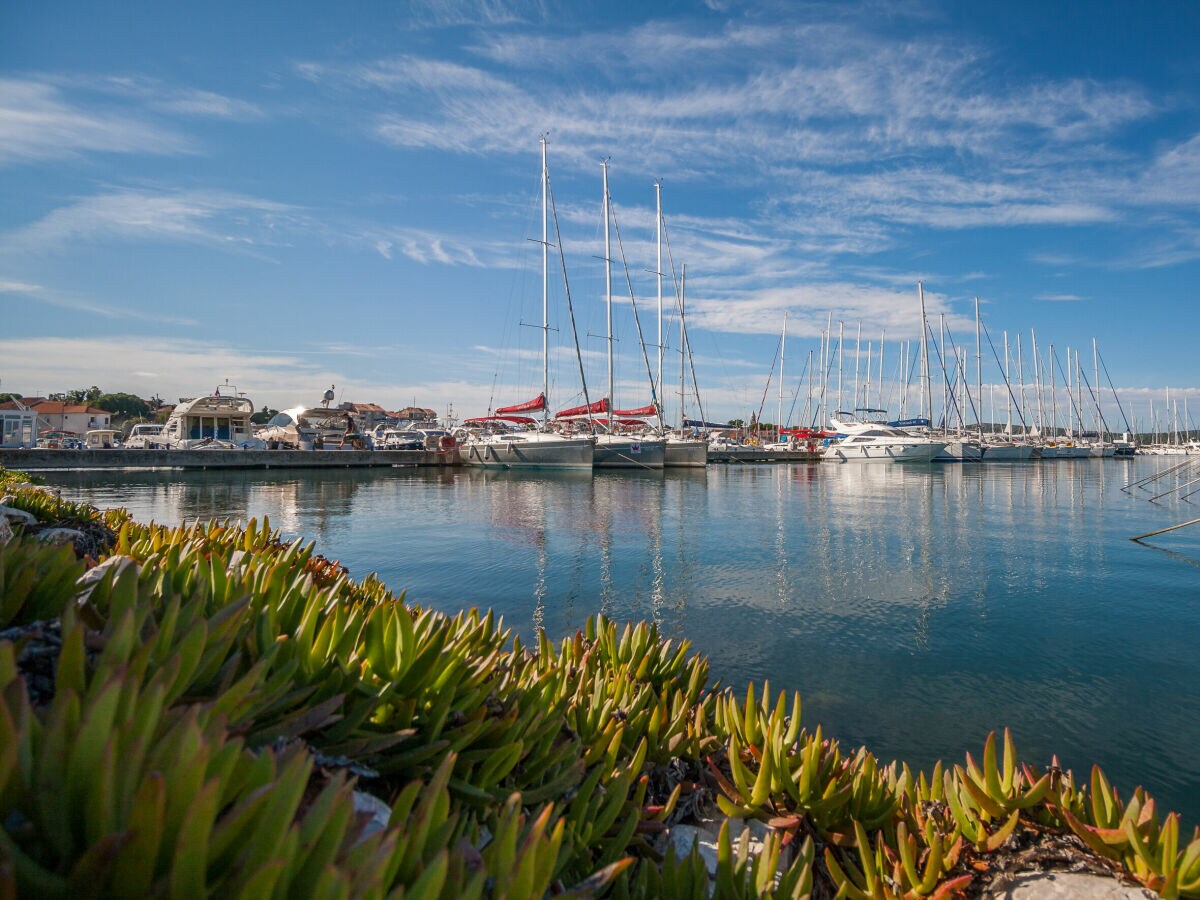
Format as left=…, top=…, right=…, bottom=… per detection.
left=613, top=403, right=657, bottom=418
left=555, top=397, right=609, bottom=419
left=495, top=393, right=546, bottom=415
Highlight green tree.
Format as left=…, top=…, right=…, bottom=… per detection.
left=50, top=386, right=103, bottom=405
left=96, top=392, right=151, bottom=420
left=251, top=406, right=279, bottom=425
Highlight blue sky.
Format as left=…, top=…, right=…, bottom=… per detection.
left=3, top=0, right=1199, bottom=431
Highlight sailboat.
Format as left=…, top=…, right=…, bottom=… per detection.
left=458, top=138, right=595, bottom=470
left=590, top=161, right=665, bottom=469
left=653, top=183, right=707, bottom=468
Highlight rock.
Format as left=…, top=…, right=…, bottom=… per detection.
left=37, top=528, right=87, bottom=547
left=988, top=872, right=1156, bottom=899
left=667, top=823, right=720, bottom=876
left=76, top=555, right=140, bottom=601
left=0, top=505, right=38, bottom=527
left=351, top=790, right=392, bottom=841
left=0, top=516, right=12, bottom=547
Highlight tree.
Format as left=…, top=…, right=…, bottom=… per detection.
left=50, top=386, right=103, bottom=405
left=96, top=392, right=151, bottom=420
left=0, top=393, right=21, bottom=405
left=726, top=418, right=744, bottom=428
left=251, top=406, right=279, bottom=425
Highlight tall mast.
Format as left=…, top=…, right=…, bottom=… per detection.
left=1017, top=334, right=1026, bottom=436
left=656, top=181, right=663, bottom=402
left=864, top=339, right=873, bottom=413
left=541, top=135, right=549, bottom=426
left=1004, top=331, right=1012, bottom=433
left=837, top=321, right=844, bottom=414
left=1050, top=343, right=1057, bottom=439
left=975, top=298, right=983, bottom=443
left=1031, top=329, right=1043, bottom=435
left=1092, top=337, right=1102, bottom=437
left=918, top=282, right=932, bottom=425
left=602, top=160, right=613, bottom=431
left=877, top=331, right=886, bottom=410
left=939, top=313, right=947, bottom=434
left=853, top=322, right=862, bottom=413
left=679, top=266, right=687, bottom=430
left=778, top=312, right=787, bottom=438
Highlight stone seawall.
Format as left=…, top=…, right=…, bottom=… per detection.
left=0, top=447, right=460, bottom=469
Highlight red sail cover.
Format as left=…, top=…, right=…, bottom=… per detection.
left=495, top=393, right=545, bottom=415
left=555, top=397, right=609, bottom=419
left=613, top=403, right=657, bottom=417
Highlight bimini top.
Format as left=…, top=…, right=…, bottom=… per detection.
left=172, top=393, right=255, bottom=418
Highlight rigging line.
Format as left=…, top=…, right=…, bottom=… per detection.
left=608, top=197, right=665, bottom=431
left=980, top=322, right=1029, bottom=430
left=756, top=332, right=783, bottom=425
left=661, top=214, right=718, bottom=415
left=925, top=320, right=962, bottom=429
left=941, top=326, right=982, bottom=429
left=1097, top=349, right=1133, bottom=434
left=785, top=355, right=812, bottom=427
left=546, top=174, right=594, bottom=431
left=1074, top=362, right=1112, bottom=436
left=660, top=217, right=707, bottom=425
left=1050, top=348, right=1085, bottom=435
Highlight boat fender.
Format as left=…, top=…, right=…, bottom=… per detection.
left=807, top=440, right=816, bottom=452
left=440, top=434, right=456, bottom=451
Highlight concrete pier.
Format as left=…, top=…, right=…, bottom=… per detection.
left=0, top=447, right=460, bottom=470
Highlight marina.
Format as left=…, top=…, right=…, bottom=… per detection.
left=35, top=455, right=1200, bottom=828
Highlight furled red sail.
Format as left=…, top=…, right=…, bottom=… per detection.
left=612, top=403, right=657, bottom=418
left=554, top=397, right=609, bottom=419
left=495, top=393, right=546, bottom=415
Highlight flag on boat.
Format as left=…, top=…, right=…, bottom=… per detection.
left=495, top=393, right=546, bottom=415
left=612, top=403, right=657, bottom=418
left=555, top=397, right=609, bottom=419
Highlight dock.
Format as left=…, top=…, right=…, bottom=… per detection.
left=0, top=448, right=459, bottom=470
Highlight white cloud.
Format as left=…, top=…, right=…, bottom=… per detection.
left=0, top=78, right=191, bottom=165
left=5, top=189, right=297, bottom=253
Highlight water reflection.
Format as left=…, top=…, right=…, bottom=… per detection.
left=40, top=458, right=1200, bottom=826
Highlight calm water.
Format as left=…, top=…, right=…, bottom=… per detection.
left=39, top=458, right=1200, bottom=825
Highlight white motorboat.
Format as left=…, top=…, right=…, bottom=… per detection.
left=84, top=429, right=122, bottom=449
left=827, top=413, right=946, bottom=462
left=124, top=422, right=164, bottom=449
left=161, top=385, right=264, bottom=449
left=258, top=388, right=369, bottom=450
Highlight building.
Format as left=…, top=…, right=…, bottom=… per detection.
left=338, top=402, right=391, bottom=433
left=0, top=399, right=112, bottom=437
left=0, top=402, right=37, bottom=448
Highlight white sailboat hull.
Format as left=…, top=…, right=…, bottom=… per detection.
left=460, top=434, right=593, bottom=469
left=663, top=439, right=707, bottom=468
left=981, top=444, right=1034, bottom=461
left=593, top=436, right=665, bottom=469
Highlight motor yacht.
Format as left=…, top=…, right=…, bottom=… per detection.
left=827, top=412, right=946, bottom=462
left=161, top=385, right=263, bottom=449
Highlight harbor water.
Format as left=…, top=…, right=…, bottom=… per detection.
left=38, top=457, right=1200, bottom=825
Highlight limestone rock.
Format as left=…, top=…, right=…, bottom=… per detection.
left=987, top=872, right=1156, bottom=899
left=37, top=528, right=87, bottom=546
left=76, top=555, right=140, bottom=601
left=352, top=790, right=392, bottom=841
left=0, top=504, right=38, bottom=527
left=0, top=516, right=12, bottom=547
